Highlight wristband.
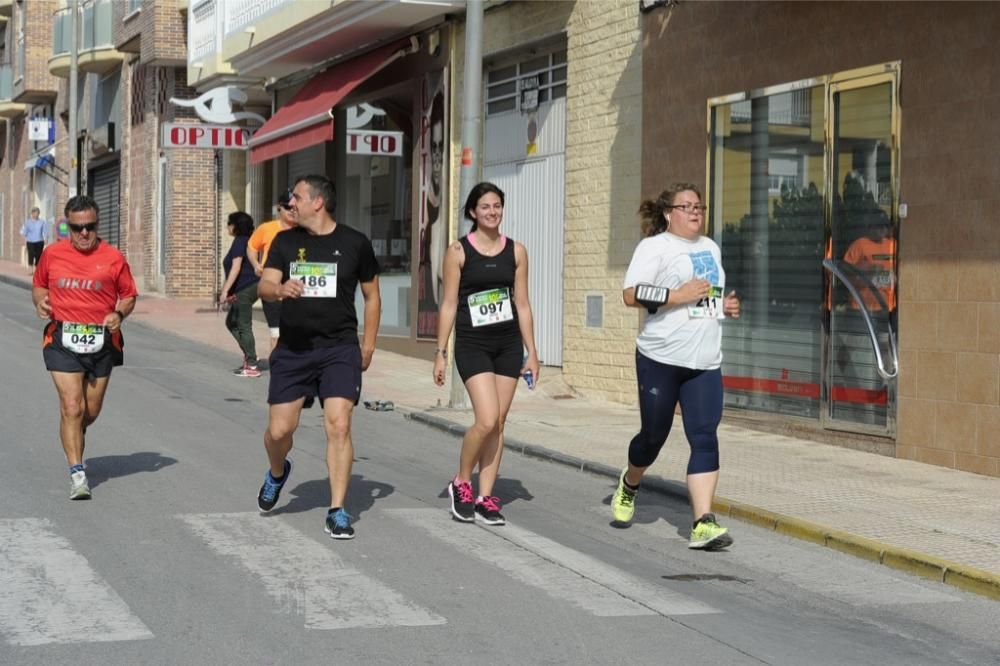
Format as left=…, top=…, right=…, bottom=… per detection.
left=115, top=309, right=126, bottom=322
left=434, top=347, right=448, bottom=359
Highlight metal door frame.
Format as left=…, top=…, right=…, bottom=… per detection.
left=820, top=64, right=900, bottom=437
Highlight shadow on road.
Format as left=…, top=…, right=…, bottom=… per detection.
left=278, top=475, right=395, bottom=522
left=435, top=475, right=535, bottom=506
left=86, top=451, right=178, bottom=489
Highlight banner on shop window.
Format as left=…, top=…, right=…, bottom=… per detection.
left=347, top=130, right=404, bottom=156
left=417, top=68, right=449, bottom=338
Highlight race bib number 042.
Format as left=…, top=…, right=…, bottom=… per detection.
left=687, top=285, right=725, bottom=319
left=62, top=322, right=105, bottom=354
left=468, top=288, right=513, bottom=327
left=290, top=262, right=337, bottom=298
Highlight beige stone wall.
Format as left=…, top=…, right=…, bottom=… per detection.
left=451, top=0, right=643, bottom=404
left=561, top=0, right=643, bottom=404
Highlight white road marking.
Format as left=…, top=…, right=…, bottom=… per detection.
left=386, top=508, right=718, bottom=617
left=0, top=518, right=154, bottom=646
left=180, top=513, right=445, bottom=630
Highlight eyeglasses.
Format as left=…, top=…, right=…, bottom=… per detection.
left=68, top=222, right=98, bottom=232
left=669, top=204, right=707, bottom=215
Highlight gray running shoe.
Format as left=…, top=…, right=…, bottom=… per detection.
left=70, top=470, right=91, bottom=500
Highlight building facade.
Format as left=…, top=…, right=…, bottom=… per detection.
left=634, top=1, right=999, bottom=476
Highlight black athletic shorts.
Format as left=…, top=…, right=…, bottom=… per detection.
left=42, top=321, right=124, bottom=380
left=454, top=333, right=523, bottom=383
left=262, top=299, right=281, bottom=329
left=268, top=343, right=362, bottom=406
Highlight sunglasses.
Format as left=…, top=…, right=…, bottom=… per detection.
left=68, top=222, right=98, bottom=233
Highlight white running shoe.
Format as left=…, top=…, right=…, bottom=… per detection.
left=70, top=470, right=91, bottom=500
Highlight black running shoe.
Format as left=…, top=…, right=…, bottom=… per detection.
left=257, top=459, right=292, bottom=513
left=324, top=509, right=355, bottom=540
left=474, top=496, right=506, bottom=526
left=448, top=479, right=475, bottom=522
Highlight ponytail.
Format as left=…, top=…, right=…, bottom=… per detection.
left=638, top=182, right=702, bottom=238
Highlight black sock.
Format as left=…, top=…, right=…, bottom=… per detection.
left=623, top=477, right=639, bottom=492
left=328, top=507, right=341, bottom=515
left=270, top=470, right=285, bottom=483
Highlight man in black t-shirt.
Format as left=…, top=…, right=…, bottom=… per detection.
left=256, top=174, right=381, bottom=540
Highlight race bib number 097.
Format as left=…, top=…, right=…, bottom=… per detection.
left=687, top=285, right=725, bottom=319
left=468, top=288, right=513, bottom=327
left=290, top=262, right=337, bottom=298
left=62, top=323, right=105, bottom=353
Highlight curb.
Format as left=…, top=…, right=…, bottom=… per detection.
left=406, top=409, right=1000, bottom=602
left=0, top=272, right=31, bottom=291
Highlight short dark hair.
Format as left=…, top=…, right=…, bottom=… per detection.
left=463, top=182, right=505, bottom=232
left=227, top=211, right=255, bottom=237
left=65, top=195, right=100, bottom=218
left=295, top=174, right=337, bottom=215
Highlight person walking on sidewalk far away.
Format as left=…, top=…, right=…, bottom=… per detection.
left=614, top=182, right=741, bottom=549
left=247, top=189, right=297, bottom=352
left=256, top=174, right=381, bottom=540
left=433, top=182, right=540, bottom=526
left=221, top=212, right=261, bottom=377
left=21, top=207, right=49, bottom=275
left=31, top=195, right=138, bottom=500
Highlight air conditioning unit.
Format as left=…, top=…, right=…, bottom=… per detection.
left=89, top=122, right=115, bottom=156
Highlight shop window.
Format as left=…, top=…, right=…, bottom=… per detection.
left=339, top=102, right=412, bottom=337
left=708, top=66, right=897, bottom=429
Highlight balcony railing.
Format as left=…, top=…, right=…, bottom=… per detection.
left=224, top=0, right=287, bottom=36
left=0, top=62, right=27, bottom=117
left=51, top=0, right=123, bottom=77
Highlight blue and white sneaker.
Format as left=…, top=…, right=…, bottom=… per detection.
left=257, top=459, right=292, bottom=513
left=324, top=508, right=355, bottom=540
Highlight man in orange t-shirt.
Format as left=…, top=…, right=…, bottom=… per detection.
left=32, top=195, right=138, bottom=501
left=843, top=215, right=896, bottom=315
left=247, top=190, right=297, bottom=350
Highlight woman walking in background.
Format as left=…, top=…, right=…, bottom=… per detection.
left=614, top=182, right=740, bottom=549
left=433, top=182, right=540, bottom=526
left=221, top=211, right=261, bottom=377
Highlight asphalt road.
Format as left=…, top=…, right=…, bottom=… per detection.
left=1, top=283, right=997, bottom=665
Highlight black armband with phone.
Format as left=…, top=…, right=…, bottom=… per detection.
left=635, top=284, right=669, bottom=314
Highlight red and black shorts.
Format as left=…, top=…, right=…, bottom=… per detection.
left=42, top=321, right=124, bottom=380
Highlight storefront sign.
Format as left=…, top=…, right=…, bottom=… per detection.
left=347, top=130, right=403, bottom=156
left=162, top=123, right=251, bottom=150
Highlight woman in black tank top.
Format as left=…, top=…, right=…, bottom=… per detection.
left=432, top=182, right=540, bottom=526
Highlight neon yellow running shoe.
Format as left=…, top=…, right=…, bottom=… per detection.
left=689, top=513, right=733, bottom=550
left=611, top=469, right=637, bottom=523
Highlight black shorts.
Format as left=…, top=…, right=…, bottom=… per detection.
left=268, top=344, right=362, bottom=406
left=262, top=299, right=281, bottom=329
left=42, top=321, right=124, bottom=380
left=27, top=241, right=44, bottom=266
left=454, top=334, right=523, bottom=383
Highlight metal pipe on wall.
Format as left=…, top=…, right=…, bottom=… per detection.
left=449, top=0, right=484, bottom=409
left=68, top=0, right=78, bottom=198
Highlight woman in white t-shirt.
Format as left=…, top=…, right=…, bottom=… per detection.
left=613, top=183, right=741, bottom=550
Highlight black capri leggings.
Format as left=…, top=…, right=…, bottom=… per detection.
left=628, top=350, right=723, bottom=475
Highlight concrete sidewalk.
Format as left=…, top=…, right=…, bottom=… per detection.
left=4, top=257, right=998, bottom=601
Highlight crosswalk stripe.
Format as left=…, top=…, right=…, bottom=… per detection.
left=0, top=518, right=154, bottom=646
left=386, top=508, right=719, bottom=617
left=180, top=513, right=445, bottom=630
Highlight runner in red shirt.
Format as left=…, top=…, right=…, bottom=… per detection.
left=32, top=195, right=138, bottom=500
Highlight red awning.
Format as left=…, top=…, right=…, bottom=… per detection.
left=249, top=38, right=415, bottom=165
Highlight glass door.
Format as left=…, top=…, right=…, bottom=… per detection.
left=823, top=73, right=899, bottom=436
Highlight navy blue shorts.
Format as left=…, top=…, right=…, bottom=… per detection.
left=42, top=321, right=124, bottom=381
left=267, top=344, right=362, bottom=406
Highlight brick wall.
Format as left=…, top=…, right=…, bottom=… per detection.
left=115, top=0, right=187, bottom=66
left=13, top=0, right=60, bottom=102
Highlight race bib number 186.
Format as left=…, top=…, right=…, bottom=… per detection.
left=290, top=262, right=337, bottom=298
left=62, top=323, right=105, bottom=353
